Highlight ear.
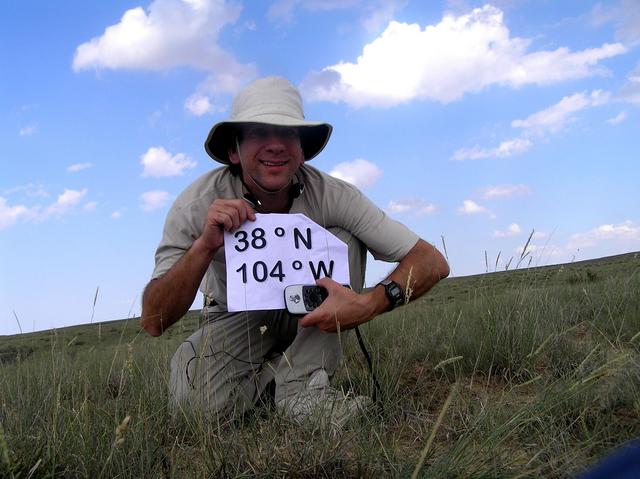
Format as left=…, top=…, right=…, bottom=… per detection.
left=228, top=147, right=241, bottom=165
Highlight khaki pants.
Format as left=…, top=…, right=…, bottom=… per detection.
left=169, top=227, right=366, bottom=417
left=169, top=310, right=344, bottom=416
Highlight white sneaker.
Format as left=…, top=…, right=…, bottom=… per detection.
left=277, top=369, right=372, bottom=431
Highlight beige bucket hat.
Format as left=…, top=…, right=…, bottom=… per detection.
left=204, top=77, right=333, bottom=164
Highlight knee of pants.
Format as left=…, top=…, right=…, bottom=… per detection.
left=169, top=339, right=260, bottom=416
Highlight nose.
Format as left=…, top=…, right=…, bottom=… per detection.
left=265, top=136, right=286, bottom=155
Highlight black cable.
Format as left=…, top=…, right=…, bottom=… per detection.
left=184, top=319, right=385, bottom=408
left=354, top=326, right=383, bottom=405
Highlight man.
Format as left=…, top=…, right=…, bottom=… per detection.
left=141, top=77, right=449, bottom=425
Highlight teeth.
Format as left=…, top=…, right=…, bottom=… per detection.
left=263, top=161, right=285, bottom=166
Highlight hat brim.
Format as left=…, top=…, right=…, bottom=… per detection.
left=205, top=118, right=332, bottom=165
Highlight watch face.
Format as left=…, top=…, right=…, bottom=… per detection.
left=382, top=280, right=404, bottom=309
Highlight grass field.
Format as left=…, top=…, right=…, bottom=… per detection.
left=1, top=251, right=639, bottom=478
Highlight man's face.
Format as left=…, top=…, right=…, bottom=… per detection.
left=229, top=123, right=304, bottom=193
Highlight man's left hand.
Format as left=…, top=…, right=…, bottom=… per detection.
left=299, top=277, right=375, bottom=332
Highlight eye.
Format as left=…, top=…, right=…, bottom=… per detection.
left=279, top=127, right=299, bottom=140
left=245, top=126, right=269, bottom=140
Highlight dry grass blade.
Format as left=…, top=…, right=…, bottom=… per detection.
left=90, top=286, right=100, bottom=324
left=516, top=229, right=535, bottom=269
left=440, top=235, right=449, bottom=263
left=13, top=310, right=23, bottom=335
left=0, top=423, right=11, bottom=466
left=434, top=356, right=463, bottom=370
left=411, top=385, right=457, bottom=479
left=505, top=256, right=514, bottom=271
left=26, top=458, right=42, bottom=479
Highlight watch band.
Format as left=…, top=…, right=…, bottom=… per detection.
left=378, top=279, right=404, bottom=311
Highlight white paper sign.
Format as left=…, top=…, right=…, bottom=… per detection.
left=224, top=213, right=349, bottom=311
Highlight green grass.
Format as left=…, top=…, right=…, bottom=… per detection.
left=1, top=251, right=639, bottom=477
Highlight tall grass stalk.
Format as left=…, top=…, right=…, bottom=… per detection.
left=411, top=385, right=457, bottom=479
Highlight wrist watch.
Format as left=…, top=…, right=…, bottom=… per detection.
left=377, top=279, right=404, bottom=311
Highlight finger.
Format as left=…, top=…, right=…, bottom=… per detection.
left=315, top=277, right=331, bottom=286
left=229, top=200, right=256, bottom=224
left=315, top=276, right=338, bottom=291
left=210, top=210, right=234, bottom=232
left=299, top=310, right=320, bottom=328
left=240, top=200, right=256, bottom=221
left=215, top=205, right=242, bottom=230
left=213, top=199, right=256, bottom=224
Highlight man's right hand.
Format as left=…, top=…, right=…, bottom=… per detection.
left=200, top=199, right=257, bottom=251
left=141, top=198, right=256, bottom=336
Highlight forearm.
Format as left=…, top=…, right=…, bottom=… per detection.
left=300, top=239, right=449, bottom=332
left=364, top=239, right=450, bottom=318
left=140, top=237, right=216, bottom=336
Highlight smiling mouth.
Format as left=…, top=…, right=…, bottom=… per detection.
left=260, top=160, right=288, bottom=167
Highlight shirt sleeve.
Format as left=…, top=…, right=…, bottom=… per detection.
left=150, top=201, right=201, bottom=281
left=326, top=180, right=419, bottom=262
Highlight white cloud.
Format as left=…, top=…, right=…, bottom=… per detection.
left=414, top=204, right=437, bottom=216
left=184, top=94, right=213, bottom=116
left=592, top=0, right=640, bottom=46
left=19, top=124, right=37, bottom=137
left=480, top=184, right=530, bottom=199
left=532, top=231, right=549, bottom=241
left=453, top=89, right=610, bottom=161
left=267, top=0, right=406, bottom=34
left=452, top=137, right=532, bottom=161
left=2, top=183, right=49, bottom=199
left=0, top=188, right=95, bottom=229
left=111, top=211, right=122, bottom=219
left=507, top=221, right=640, bottom=268
left=268, top=0, right=360, bottom=23
left=74, top=0, right=241, bottom=71
left=67, top=162, right=95, bottom=172
left=458, top=199, right=491, bottom=216
left=148, top=109, right=164, bottom=127
left=362, top=0, right=407, bottom=33
left=493, top=223, right=521, bottom=238
left=512, top=90, right=610, bottom=135
left=606, top=111, right=627, bottom=125
left=187, top=69, right=259, bottom=115
left=140, top=147, right=197, bottom=178
left=620, top=64, right=640, bottom=104
left=73, top=0, right=257, bottom=111
left=568, top=220, right=640, bottom=250
left=301, top=5, right=626, bottom=107
left=42, top=188, right=88, bottom=219
left=141, top=190, right=171, bottom=212
left=267, top=0, right=297, bottom=23
left=329, top=158, right=382, bottom=188
left=387, top=199, right=436, bottom=216
left=0, top=197, right=35, bottom=230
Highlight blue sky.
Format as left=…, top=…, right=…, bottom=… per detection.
left=1, top=0, right=639, bottom=335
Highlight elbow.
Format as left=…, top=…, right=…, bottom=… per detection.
left=438, top=257, right=450, bottom=280
left=432, top=251, right=450, bottom=282
left=140, top=313, right=164, bottom=337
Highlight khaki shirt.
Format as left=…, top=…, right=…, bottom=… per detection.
left=151, top=164, right=419, bottom=311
